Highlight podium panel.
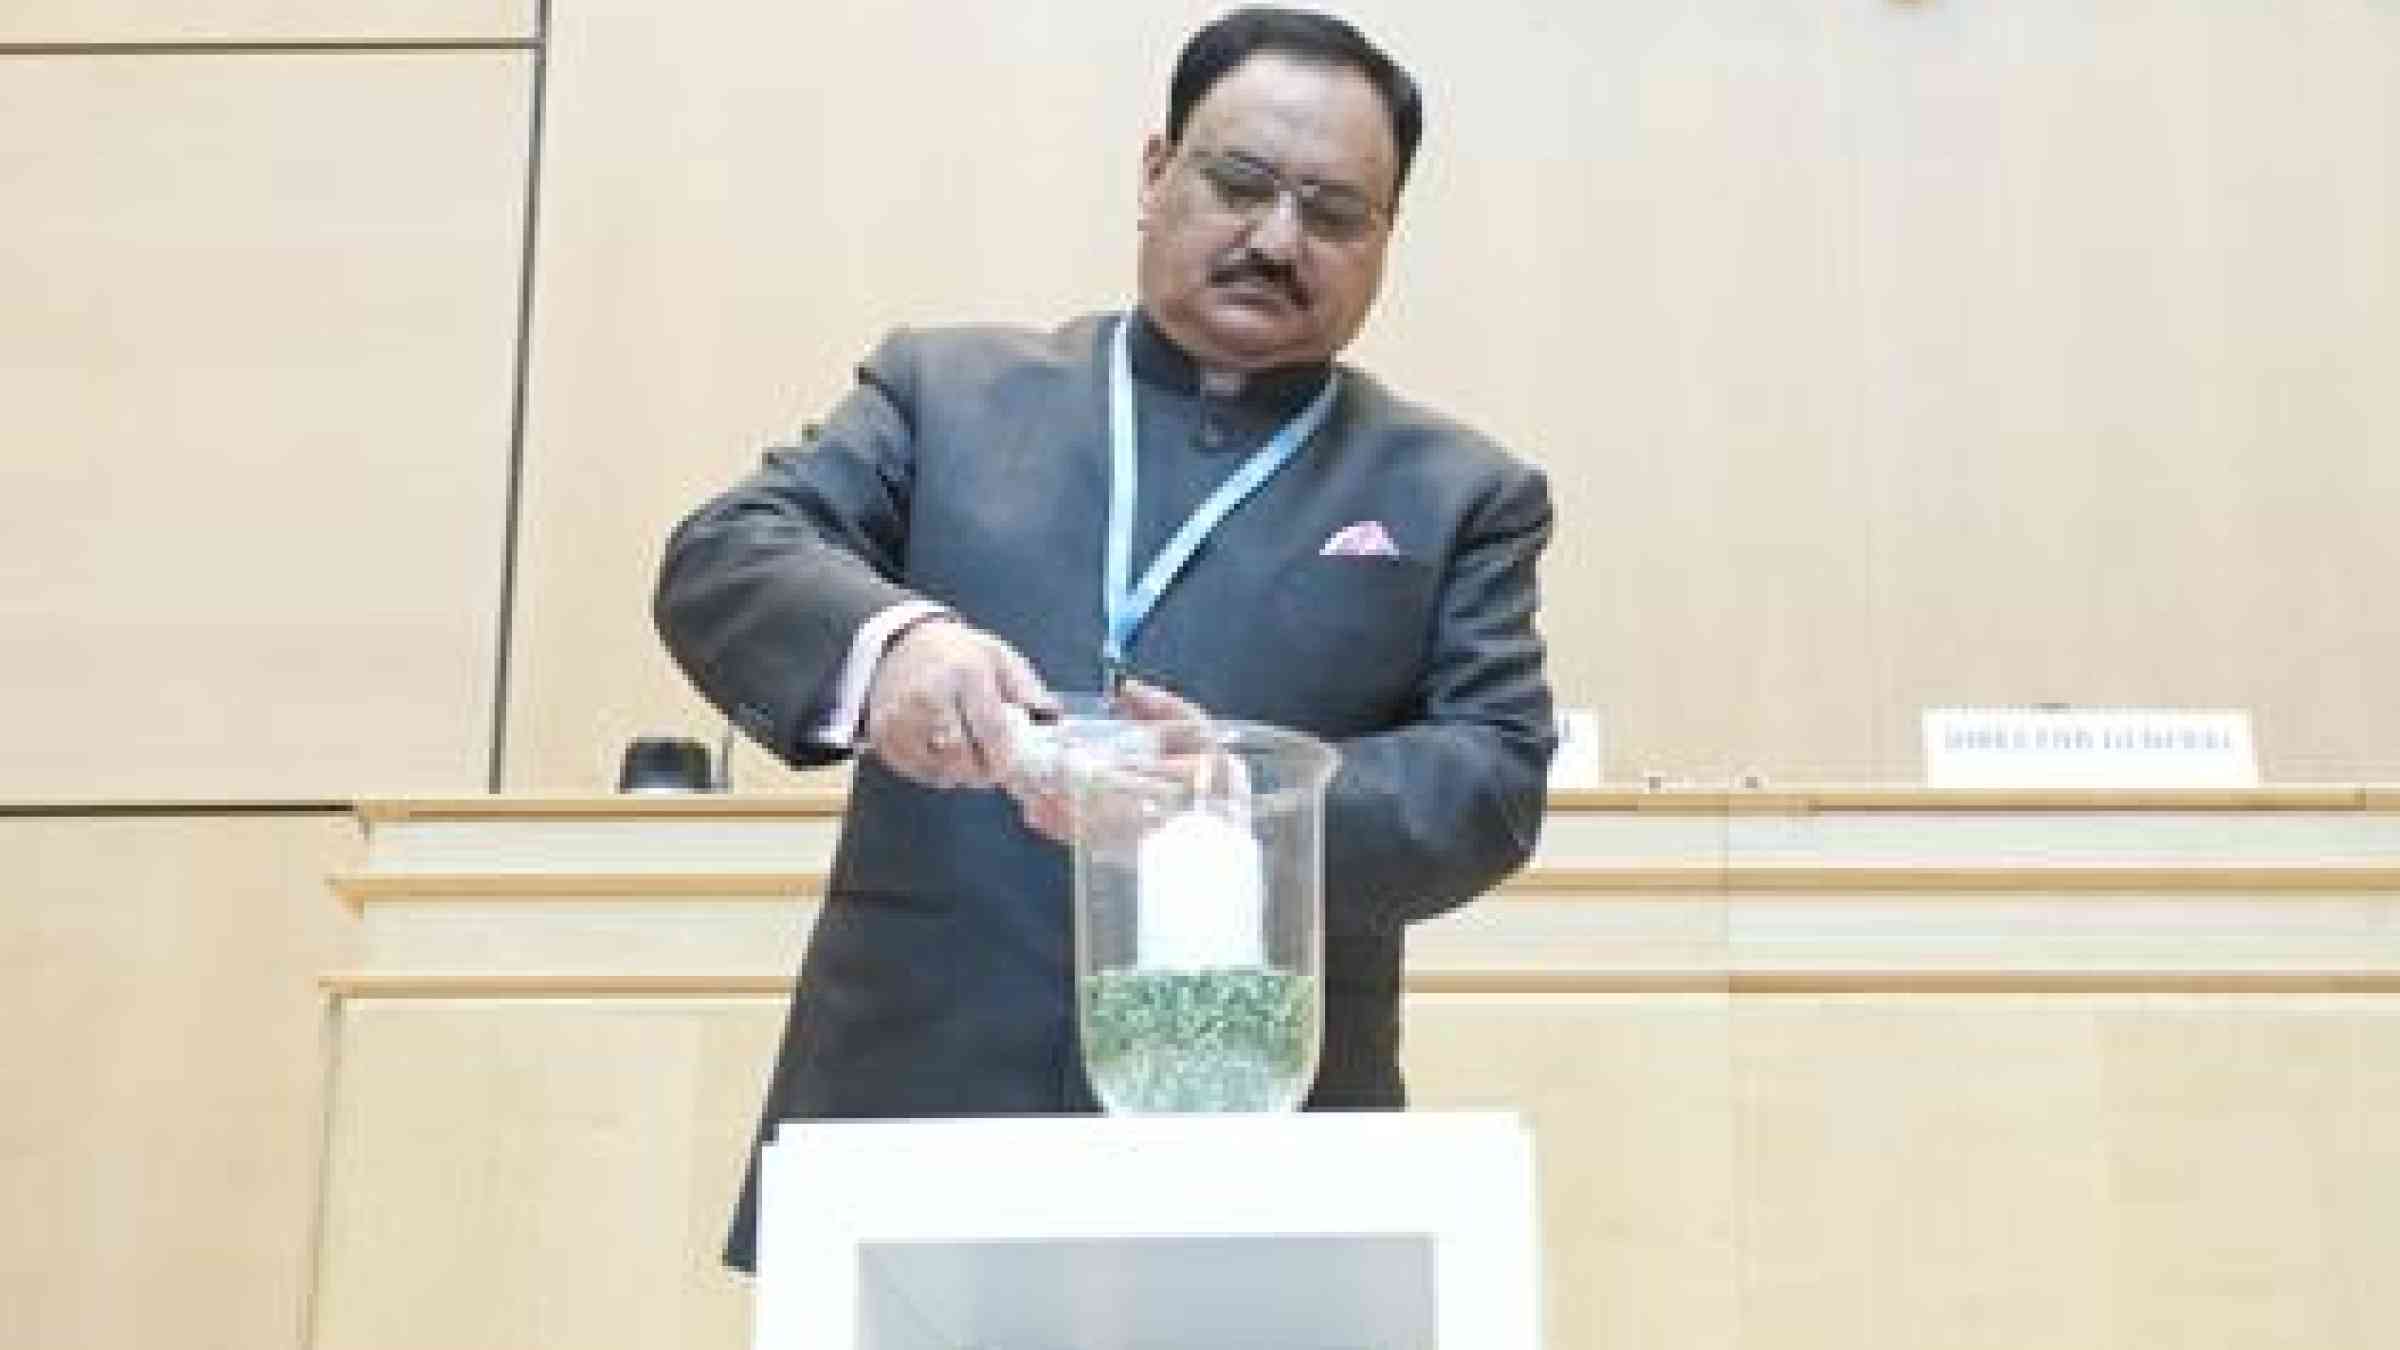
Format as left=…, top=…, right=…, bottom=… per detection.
left=755, top=1114, right=1537, bottom=1350
left=852, top=1236, right=1432, bottom=1349
left=319, top=790, right=2400, bottom=1349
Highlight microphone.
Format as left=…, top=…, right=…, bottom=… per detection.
left=616, top=736, right=716, bottom=793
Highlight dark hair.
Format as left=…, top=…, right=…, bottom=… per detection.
left=1167, top=7, right=1424, bottom=201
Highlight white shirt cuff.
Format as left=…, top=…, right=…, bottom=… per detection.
left=809, top=600, right=948, bottom=749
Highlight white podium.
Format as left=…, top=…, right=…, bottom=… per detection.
left=752, top=1112, right=1539, bottom=1350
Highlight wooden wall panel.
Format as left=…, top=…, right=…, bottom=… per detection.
left=299, top=986, right=2400, bottom=1350
left=1358, top=2, right=1884, bottom=782
left=505, top=1, right=2400, bottom=790
left=1740, top=998, right=2400, bottom=1350
left=1405, top=992, right=2400, bottom=1350
left=1848, top=3, right=2400, bottom=783
left=320, top=797, right=2400, bottom=1348
left=0, top=1, right=534, bottom=44
left=0, top=813, right=360, bottom=1350
left=0, top=53, right=531, bottom=798
left=503, top=0, right=1222, bottom=791
left=1404, top=993, right=1738, bottom=1350
left=311, top=997, right=780, bottom=1350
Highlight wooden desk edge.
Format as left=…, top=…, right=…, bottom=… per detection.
left=353, top=785, right=2396, bottom=825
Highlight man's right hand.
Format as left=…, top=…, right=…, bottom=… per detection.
left=862, top=616, right=1057, bottom=790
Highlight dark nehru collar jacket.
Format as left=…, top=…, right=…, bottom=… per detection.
left=655, top=308, right=1556, bottom=1271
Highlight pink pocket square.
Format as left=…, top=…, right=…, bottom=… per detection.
left=1319, top=520, right=1400, bottom=557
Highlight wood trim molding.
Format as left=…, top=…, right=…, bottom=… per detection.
left=323, top=972, right=798, bottom=998
left=1406, top=968, right=2400, bottom=995
left=328, top=869, right=828, bottom=909
left=322, top=966, right=2400, bottom=1000
left=1713, top=864, right=2400, bottom=893
left=354, top=795, right=850, bottom=824
left=1708, top=786, right=2379, bottom=813
left=351, top=784, right=2400, bottom=825
left=331, top=861, right=2400, bottom=910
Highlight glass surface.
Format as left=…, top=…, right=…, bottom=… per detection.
left=1082, top=966, right=1320, bottom=1113
left=1067, top=718, right=1337, bottom=1114
left=1005, top=691, right=1125, bottom=796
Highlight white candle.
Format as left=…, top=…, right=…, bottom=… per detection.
left=1135, top=807, right=1266, bottom=970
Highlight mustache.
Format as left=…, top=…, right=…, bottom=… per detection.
left=1209, top=253, right=1308, bottom=307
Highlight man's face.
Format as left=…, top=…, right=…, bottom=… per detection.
left=1137, top=52, right=1400, bottom=373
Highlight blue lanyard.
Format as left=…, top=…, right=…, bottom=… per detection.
left=1102, top=313, right=1340, bottom=685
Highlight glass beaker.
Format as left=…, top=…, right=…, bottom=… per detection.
left=1064, top=717, right=1338, bottom=1114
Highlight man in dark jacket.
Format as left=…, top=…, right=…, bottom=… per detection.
left=656, top=6, right=1555, bottom=1271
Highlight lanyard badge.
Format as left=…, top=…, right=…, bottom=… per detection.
left=1101, top=313, right=1340, bottom=688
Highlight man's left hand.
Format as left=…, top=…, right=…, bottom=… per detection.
left=1008, top=679, right=1207, bottom=843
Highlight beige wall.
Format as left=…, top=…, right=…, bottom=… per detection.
left=0, top=49, right=531, bottom=801
left=0, top=2, right=533, bottom=44
left=501, top=0, right=2400, bottom=791
left=1, top=2, right=2393, bottom=799
left=6, top=4, right=2400, bottom=1349
left=0, top=813, right=360, bottom=1350
left=0, top=11, right=522, bottom=1350
left=302, top=985, right=2400, bottom=1350
left=306, top=793, right=2400, bottom=1350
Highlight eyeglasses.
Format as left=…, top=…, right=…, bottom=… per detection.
left=1185, top=148, right=1389, bottom=244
